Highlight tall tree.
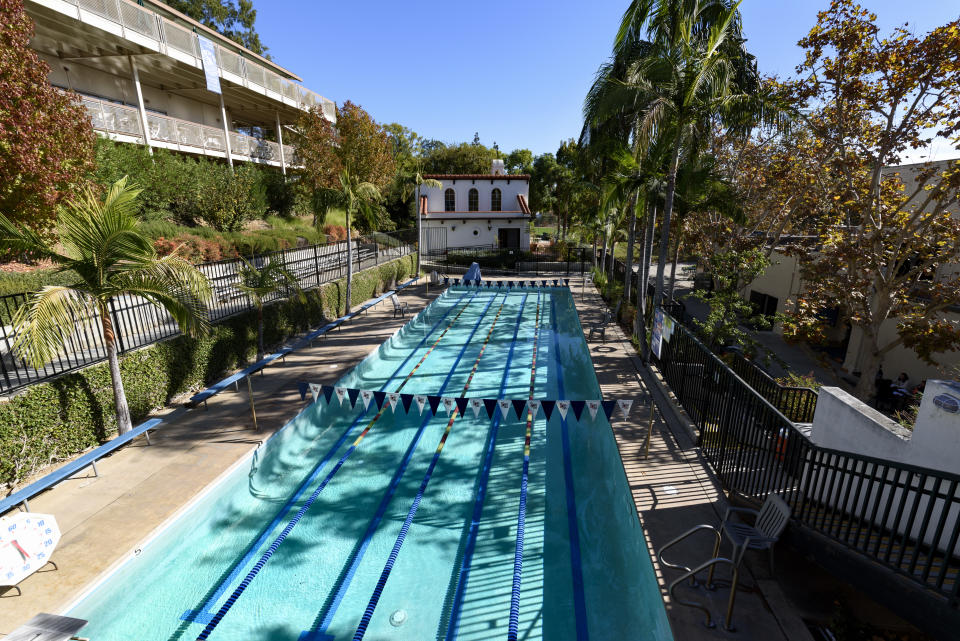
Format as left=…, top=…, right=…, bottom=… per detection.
left=0, top=0, right=95, bottom=230
left=0, top=179, right=212, bottom=434
left=780, top=1, right=960, bottom=400
left=161, top=0, right=269, bottom=56
left=295, top=101, right=395, bottom=314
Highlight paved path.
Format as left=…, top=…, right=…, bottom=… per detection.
left=571, top=277, right=810, bottom=641
left=0, top=281, right=439, bottom=635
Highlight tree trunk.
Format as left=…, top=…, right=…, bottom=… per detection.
left=668, top=229, right=682, bottom=301
left=608, top=239, right=616, bottom=280
left=654, top=139, right=682, bottom=311
left=623, top=190, right=638, bottom=305
left=415, top=184, right=422, bottom=277
left=600, top=224, right=608, bottom=274
left=592, top=234, right=598, bottom=269
left=345, top=208, right=353, bottom=315
left=256, top=305, right=264, bottom=362
left=853, top=329, right=884, bottom=402
left=101, top=305, right=132, bottom=435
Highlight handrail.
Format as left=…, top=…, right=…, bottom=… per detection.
left=656, top=524, right=721, bottom=586
left=1, top=279, right=420, bottom=517
left=668, top=557, right=739, bottom=631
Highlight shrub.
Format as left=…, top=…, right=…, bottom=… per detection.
left=323, top=224, right=348, bottom=241
left=263, top=171, right=296, bottom=217
left=0, top=254, right=416, bottom=492
left=193, top=165, right=267, bottom=231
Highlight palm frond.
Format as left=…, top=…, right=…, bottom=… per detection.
left=11, top=286, right=98, bottom=369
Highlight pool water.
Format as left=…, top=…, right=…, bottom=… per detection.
left=67, top=287, right=672, bottom=641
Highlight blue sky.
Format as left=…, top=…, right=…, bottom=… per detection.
left=257, top=1, right=958, bottom=157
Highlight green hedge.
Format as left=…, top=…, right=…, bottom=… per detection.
left=0, top=254, right=416, bottom=493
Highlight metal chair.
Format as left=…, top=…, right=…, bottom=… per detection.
left=390, top=293, right=408, bottom=318
left=588, top=300, right=621, bottom=342
left=715, top=493, right=791, bottom=575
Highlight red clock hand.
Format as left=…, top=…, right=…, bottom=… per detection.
left=11, top=540, right=30, bottom=561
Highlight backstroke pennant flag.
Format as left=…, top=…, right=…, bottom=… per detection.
left=428, top=395, right=443, bottom=415
left=570, top=400, right=586, bottom=421
left=527, top=399, right=541, bottom=419
left=373, top=391, right=387, bottom=410
left=401, top=393, right=415, bottom=413
left=441, top=397, right=456, bottom=415
left=512, top=399, right=528, bottom=420
left=335, top=387, right=347, bottom=406
left=484, top=398, right=499, bottom=419
left=456, top=397, right=470, bottom=417
left=498, top=399, right=512, bottom=420
left=470, top=398, right=485, bottom=419
left=541, top=399, right=556, bottom=420
left=586, top=400, right=601, bottom=420
left=601, top=400, right=617, bottom=421
left=415, top=395, right=428, bottom=415
left=360, top=390, right=374, bottom=410
left=347, top=388, right=361, bottom=408
left=297, top=381, right=308, bottom=401
left=322, top=385, right=335, bottom=404
left=309, top=383, right=322, bottom=402
left=388, top=393, right=400, bottom=413
left=617, top=399, right=633, bottom=419
left=556, top=400, right=570, bottom=420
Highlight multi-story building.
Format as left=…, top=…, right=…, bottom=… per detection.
left=420, top=159, right=532, bottom=253
left=25, top=0, right=335, bottom=172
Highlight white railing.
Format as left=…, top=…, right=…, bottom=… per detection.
left=49, top=0, right=334, bottom=121
left=76, top=93, right=295, bottom=165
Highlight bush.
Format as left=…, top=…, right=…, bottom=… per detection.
left=323, top=224, right=348, bottom=241
left=193, top=165, right=267, bottom=231
left=263, top=171, right=296, bottom=217
left=0, top=254, right=416, bottom=492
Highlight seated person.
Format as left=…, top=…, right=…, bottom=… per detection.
left=892, top=372, right=911, bottom=393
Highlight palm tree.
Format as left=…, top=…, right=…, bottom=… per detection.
left=396, top=160, right=441, bottom=275
left=234, top=255, right=305, bottom=361
left=315, top=169, right=381, bottom=315
left=0, top=178, right=212, bottom=434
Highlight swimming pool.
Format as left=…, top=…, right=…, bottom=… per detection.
left=66, top=287, right=672, bottom=641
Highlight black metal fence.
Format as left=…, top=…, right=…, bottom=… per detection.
left=653, top=311, right=960, bottom=606
left=725, top=352, right=819, bottom=423
left=423, top=245, right=590, bottom=276
left=0, top=229, right=416, bottom=394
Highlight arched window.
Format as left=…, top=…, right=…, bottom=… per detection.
left=491, top=188, right=502, bottom=212
left=468, top=188, right=479, bottom=211
left=445, top=188, right=456, bottom=212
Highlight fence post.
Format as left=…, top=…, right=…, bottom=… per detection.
left=108, top=298, right=126, bottom=353
left=314, top=244, right=321, bottom=287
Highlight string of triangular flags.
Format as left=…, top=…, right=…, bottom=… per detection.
left=296, top=382, right=635, bottom=422
left=443, top=278, right=571, bottom=288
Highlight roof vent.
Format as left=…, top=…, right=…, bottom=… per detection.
left=491, top=159, right=505, bottom=175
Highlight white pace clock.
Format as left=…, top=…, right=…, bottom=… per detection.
left=0, top=513, right=60, bottom=588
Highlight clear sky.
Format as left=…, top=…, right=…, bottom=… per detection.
left=256, top=1, right=959, bottom=157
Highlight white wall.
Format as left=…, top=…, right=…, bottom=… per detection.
left=423, top=178, right=529, bottom=213
left=842, top=314, right=960, bottom=385
left=423, top=219, right=529, bottom=250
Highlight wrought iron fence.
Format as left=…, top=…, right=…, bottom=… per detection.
left=653, top=310, right=960, bottom=605
left=0, top=230, right=415, bottom=394
left=725, top=352, right=819, bottom=423
left=423, top=245, right=590, bottom=276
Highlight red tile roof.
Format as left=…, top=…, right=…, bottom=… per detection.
left=422, top=174, right=530, bottom=181
left=517, top=194, right=531, bottom=215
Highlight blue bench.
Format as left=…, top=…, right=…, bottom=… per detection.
left=0, top=417, right=163, bottom=515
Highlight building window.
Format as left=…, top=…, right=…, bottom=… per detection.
left=491, top=188, right=502, bottom=212
left=445, top=188, right=456, bottom=212
left=468, top=188, right=479, bottom=212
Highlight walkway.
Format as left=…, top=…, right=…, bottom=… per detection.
left=0, top=281, right=438, bottom=635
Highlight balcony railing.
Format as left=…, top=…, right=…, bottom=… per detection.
left=42, top=0, right=335, bottom=120
left=78, top=93, right=296, bottom=166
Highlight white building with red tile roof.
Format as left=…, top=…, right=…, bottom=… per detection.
left=420, top=159, right=531, bottom=252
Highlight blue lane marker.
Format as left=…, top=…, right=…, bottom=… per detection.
left=443, top=293, right=530, bottom=641
left=180, top=290, right=473, bottom=628
left=550, top=296, right=589, bottom=641
left=300, top=291, right=505, bottom=641
left=508, top=291, right=542, bottom=641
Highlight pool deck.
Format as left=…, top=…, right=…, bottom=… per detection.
left=570, top=277, right=814, bottom=641
left=0, top=281, right=441, bottom=635
left=1, top=278, right=816, bottom=640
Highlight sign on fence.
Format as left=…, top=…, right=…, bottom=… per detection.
left=651, top=308, right=664, bottom=358
left=197, top=36, right=221, bottom=94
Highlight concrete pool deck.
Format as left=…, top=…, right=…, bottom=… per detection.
left=2, top=277, right=812, bottom=640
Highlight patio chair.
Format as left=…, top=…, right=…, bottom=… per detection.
left=715, top=493, right=791, bottom=576
left=390, top=293, right=409, bottom=319
left=588, top=300, right=621, bottom=342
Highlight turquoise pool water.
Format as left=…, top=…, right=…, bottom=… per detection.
left=67, top=287, right=672, bottom=641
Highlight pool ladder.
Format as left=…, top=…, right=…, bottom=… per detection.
left=657, top=524, right=740, bottom=632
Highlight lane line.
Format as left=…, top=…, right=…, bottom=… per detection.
left=193, top=290, right=481, bottom=640
left=508, top=291, right=543, bottom=641
left=443, top=292, right=531, bottom=641
left=181, top=289, right=473, bottom=626
left=551, top=295, right=589, bottom=641
left=299, top=291, right=507, bottom=641
left=350, top=293, right=513, bottom=640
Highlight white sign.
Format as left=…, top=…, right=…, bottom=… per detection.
left=651, top=308, right=664, bottom=359
left=197, top=35, right=222, bottom=94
